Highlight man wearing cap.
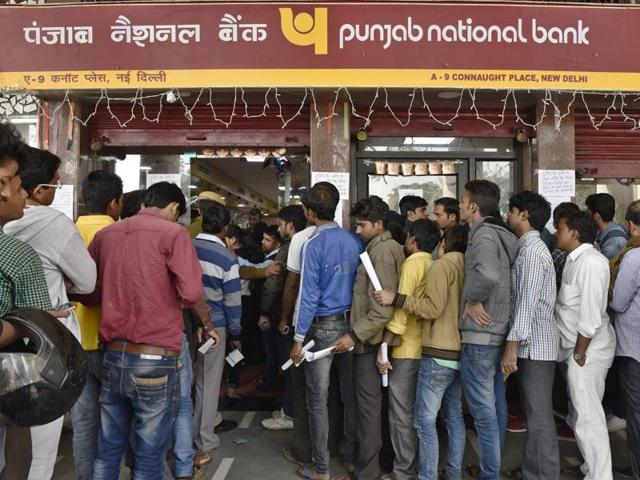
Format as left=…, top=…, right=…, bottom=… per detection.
left=188, top=191, right=226, bottom=239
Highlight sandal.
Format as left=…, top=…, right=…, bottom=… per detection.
left=282, top=446, right=305, bottom=466
left=227, top=387, right=242, bottom=399
left=502, top=468, right=524, bottom=479
left=297, top=465, right=328, bottom=480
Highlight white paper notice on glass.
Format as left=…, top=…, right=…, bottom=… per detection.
left=310, top=171, right=350, bottom=227
left=146, top=173, right=182, bottom=188
left=225, top=349, right=244, bottom=367
left=360, top=251, right=383, bottom=291
left=50, top=184, right=74, bottom=220
left=538, top=170, right=575, bottom=199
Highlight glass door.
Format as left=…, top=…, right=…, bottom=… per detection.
left=367, top=161, right=459, bottom=212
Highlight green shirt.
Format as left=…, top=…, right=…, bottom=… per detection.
left=0, top=228, right=52, bottom=316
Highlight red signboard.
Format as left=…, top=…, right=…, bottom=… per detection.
left=0, top=2, right=638, bottom=91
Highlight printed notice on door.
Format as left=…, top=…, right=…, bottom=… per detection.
left=310, top=171, right=350, bottom=227
left=537, top=170, right=575, bottom=198
left=538, top=170, right=575, bottom=232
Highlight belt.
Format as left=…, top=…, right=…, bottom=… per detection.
left=315, top=310, right=350, bottom=322
left=106, top=341, right=179, bottom=358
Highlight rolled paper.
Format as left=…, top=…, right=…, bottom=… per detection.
left=381, top=342, right=389, bottom=387
left=305, top=345, right=335, bottom=362
left=281, top=339, right=316, bottom=370
left=360, top=252, right=383, bottom=291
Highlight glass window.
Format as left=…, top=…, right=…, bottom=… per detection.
left=368, top=174, right=457, bottom=212
left=577, top=180, right=640, bottom=224
left=475, top=161, right=516, bottom=216
left=360, top=137, right=513, bottom=154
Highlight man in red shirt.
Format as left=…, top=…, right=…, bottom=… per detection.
left=90, top=182, right=218, bottom=479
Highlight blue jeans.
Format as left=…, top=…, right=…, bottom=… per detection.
left=414, top=358, right=465, bottom=480
left=171, top=335, right=194, bottom=478
left=93, top=347, right=179, bottom=480
left=70, top=350, right=103, bottom=480
left=304, top=318, right=358, bottom=475
left=460, top=344, right=507, bottom=480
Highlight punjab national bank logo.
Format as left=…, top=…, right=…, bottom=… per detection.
left=279, top=7, right=328, bottom=55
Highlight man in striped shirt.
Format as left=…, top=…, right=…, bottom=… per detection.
left=192, top=203, right=242, bottom=462
left=502, top=191, right=559, bottom=480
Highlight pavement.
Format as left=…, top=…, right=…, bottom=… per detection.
left=48, top=410, right=632, bottom=480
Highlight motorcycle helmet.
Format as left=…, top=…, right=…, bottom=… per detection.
left=0, top=308, right=87, bottom=426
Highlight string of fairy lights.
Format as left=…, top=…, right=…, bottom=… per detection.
left=2, top=87, right=640, bottom=131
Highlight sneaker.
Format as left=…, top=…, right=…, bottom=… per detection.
left=272, top=409, right=282, bottom=419
left=506, top=414, right=527, bottom=433
left=262, top=412, right=294, bottom=430
left=557, top=424, right=576, bottom=442
left=607, top=414, right=627, bottom=433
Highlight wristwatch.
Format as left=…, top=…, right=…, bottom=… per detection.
left=573, top=352, right=585, bottom=362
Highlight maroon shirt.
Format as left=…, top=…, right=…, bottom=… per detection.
left=89, top=209, right=204, bottom=350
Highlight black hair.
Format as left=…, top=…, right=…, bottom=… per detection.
left=226, top=224, right=264, bottom=264
left=278, top=204, right=306, bottom=233
left=508, top=191, right=551, bottom=232
left=625, top=200, right=640, bottom=226
left=434, top=197, right=460, bottom=222
left=81, top=170, right=123, bottom=215
left=399, top=195, right=427, bottom=219
left=121, top=190, right=146, bottom=219
left=585, top=193, right=616, bottom=222
left=0, top=122, right=29, bottom=168
left=301, top=182, right=340, bottom=221
left=226, top=224, right=243, bottom=243
left=143, top=182, right=186, bottom=216
left=443, top=224, right=468, bottom=254
left=388, top=210, right=407, bottom=245
left=407, top=219, right=440, bottom=253
left=350, top=195, right=389, bottom=228
left=248, top=207, right=262, bottom=217
left=564, top=211, right=597, bottom=245
left=202, top=203, right=231, bottom=234
left=19, top=147, right=61, bottom=195
left=553, top=202, right=580, bottom=226
left=263, top=224, right=283, bottom=244
left=464, top=180, right=500, bottom=217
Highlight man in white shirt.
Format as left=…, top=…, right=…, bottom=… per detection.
left=554, top=210, right=616, bottom=480
left=279, top=223, right=315, bottom=463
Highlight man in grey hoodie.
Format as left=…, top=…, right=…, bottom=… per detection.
left=4, top=147, right=96, bottom=480
left=458, top=180, right=518, bottom=480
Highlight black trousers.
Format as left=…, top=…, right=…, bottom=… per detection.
left=619, top=356, right=640, bottom=480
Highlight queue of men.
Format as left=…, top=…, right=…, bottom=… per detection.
left=1, top=119, right=640, bottom=480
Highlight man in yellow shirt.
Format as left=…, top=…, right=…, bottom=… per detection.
left=377, top=224, right=467, bottom=480
left=70, top=170, right=122, bottom=480
left=375, top=219, right=440, bottom=480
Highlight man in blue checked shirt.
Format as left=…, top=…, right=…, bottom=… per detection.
left=501, top=191, right=559, bottom=480
left=290, top=181, right=361, bottom=480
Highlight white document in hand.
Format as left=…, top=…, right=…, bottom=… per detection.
left=225, top=349, right=244, bottom=367
left=305, top=346, right=336, bottom=362
left=360, top=252, right=383, bottom=291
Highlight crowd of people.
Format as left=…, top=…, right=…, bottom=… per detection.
left=1, top=119, right=639, bottom=480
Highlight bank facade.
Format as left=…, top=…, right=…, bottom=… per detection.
left=1, top=0, right=639, bottom=224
